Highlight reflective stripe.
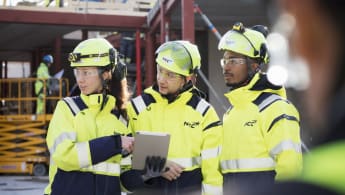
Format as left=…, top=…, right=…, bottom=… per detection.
left=258, top=94, right=281, bottom=112
left=267, top=114, right=299, bottom=132
left=221, top=157, right=275, bottom=170
left=202, top=183, right=223, bottom=195
left=170, top=157, right=201, bottom=168
left=49, top=157, right=54, bottom=166
left=119, top=115, right=128, bottom=127
left=120, top=156, right=132, bottom=166
left=82, top=162, right=120, bottom=175
left=76, top=142, right=90, bottom=168
left=196, top=99, right=209, bottom=116
left=201, top=147, right=220, bottom=160
left=123, top=37, right=134, bottom=41
left=64, top=97, right=81, bottom=115
left=50, top=132, right=77, bottom=154
left=270, top=140, right=302, bottom=158
left=132, top=96, right=147, bottom=114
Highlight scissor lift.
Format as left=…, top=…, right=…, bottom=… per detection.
left=0, top=78, right=69, bottom=176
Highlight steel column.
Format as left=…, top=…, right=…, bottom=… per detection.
left=145, top=32, right=155, bottom=87
left=182, top=0, right=195, bottom=43
left=135, top=29, right=142, bottom=95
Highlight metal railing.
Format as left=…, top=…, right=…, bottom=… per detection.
left=0, top=77, right=69, bottom=117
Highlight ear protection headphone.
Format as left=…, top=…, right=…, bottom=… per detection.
left=232, top=22, right=268, bottom=64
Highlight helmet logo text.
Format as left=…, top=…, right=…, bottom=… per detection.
left=162, top=57, right=173, bottom=65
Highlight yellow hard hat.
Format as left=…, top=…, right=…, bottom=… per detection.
left=155, top=40, right=201, bottom=76
left=68, top=38, right=117, bottom=68
left=218, top=22, right=269, bottom=64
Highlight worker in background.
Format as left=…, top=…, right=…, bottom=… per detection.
left=43, top=38, right=135, bottom=195
left=124, top=40, right=223, bottom=195
left=45, top=0, right=63, bottom=7
left=35, top=54, right=53, bottom=114
left=218, top=22, right=302, bottom=194
left=251, top=0, right=345, bottom=194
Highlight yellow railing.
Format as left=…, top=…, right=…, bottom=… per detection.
left=0, top=77, right=69, bottom=116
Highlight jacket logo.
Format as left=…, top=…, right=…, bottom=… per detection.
left=184, top=121, right=200, bottom=128
left=244, top=120, right=257, bottom=127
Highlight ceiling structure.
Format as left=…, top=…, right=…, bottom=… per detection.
left=0, top=0, right=275, bottom=62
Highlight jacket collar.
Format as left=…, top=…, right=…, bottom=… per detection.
left=80, top=93, right=115, bottom=112
left=224, top=73, right=286, bottom=106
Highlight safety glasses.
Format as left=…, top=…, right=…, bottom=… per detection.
left=220, top=57, right=246, bottom=67
left=73, top=68, right=99, bottom=78
left=156, top=65, right=183, bottom=81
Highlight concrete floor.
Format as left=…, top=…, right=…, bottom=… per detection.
left=0, top=176, right=130, bottom=195
left=0, top=176, right=48, bottom=195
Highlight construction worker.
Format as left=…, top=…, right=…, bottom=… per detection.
left=251, top=0, right=345, bottom=194
left=125, top=40, right=223, bottom=195
left=45, top=0, right=63, bottom=7
left=35, top=54, right=53, bottom=114
left=218, top=22, right=302, bottom=193
left=44, top=38, right=135, bottom=195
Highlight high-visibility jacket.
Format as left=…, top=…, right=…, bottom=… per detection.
left=44, top=93, right=129, bottom=195
left=35, top=62, right=51, bottom=95
left=297, top=141, right=345, bottom=194
left=127, top=83, right=223, bottom=195
left=220, top=73, right=302, bottom=181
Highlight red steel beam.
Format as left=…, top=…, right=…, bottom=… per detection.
left=145, top=0, right=178, bottom=86
left=135, top=29, right=142, bottom=95
left=0, top=9, right=146, bottom=29
left=54, top=37, right=62, bottom=73
left=159, top=0, right=166, bottom=43
left=148, top=0, right=178, bottom=34
left=144, top=32, right=155, bottom=87
left=182, top=0, right=195, bottom=43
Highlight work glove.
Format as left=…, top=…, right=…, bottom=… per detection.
left=141, top=156, right=166, bottom=181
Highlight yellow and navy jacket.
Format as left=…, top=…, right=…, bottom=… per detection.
left=127, top=83, right=223, bottom=195
left=44, top=93, right=129, bottom=195
left=220, top=73, right=302, bottom=181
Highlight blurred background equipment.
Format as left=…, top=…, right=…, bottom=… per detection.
left=0, top=77, right=69, bottom=176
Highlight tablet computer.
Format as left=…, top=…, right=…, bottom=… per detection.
left=132, top=131, right=170, bottom=170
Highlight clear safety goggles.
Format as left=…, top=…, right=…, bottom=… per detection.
left=156, top=65, right=182, bottom=81
left=73, top=68, right=99, bottom=78
left=220, top=57, right=246, bottom=67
